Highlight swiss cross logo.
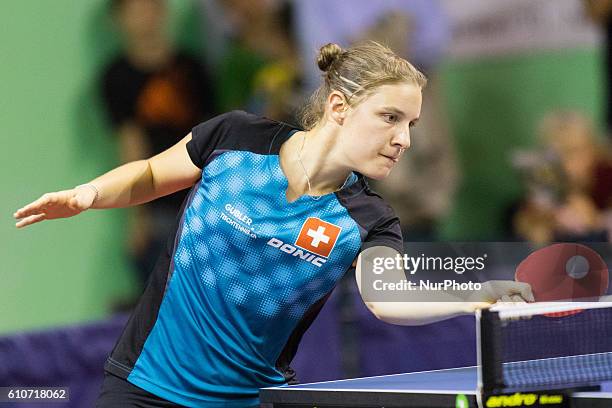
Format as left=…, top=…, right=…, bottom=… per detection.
left=295, top=218, right=342, bottom=258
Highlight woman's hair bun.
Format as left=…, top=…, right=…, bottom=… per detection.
left=317, top=43, right=342, bottom=72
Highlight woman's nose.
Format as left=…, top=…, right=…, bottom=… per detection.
left=394, top=126, right=411, bottom=150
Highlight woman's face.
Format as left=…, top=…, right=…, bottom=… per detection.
left=338, top=82, right=422, bottom=180
left=547, top=121, right=597, bottom=185
left=115, top=0, right=166, bottom=40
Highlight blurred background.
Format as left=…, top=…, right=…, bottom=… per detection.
left=1, top=0, right=611, bottom=406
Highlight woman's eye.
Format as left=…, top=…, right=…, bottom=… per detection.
left=409, top=121, right=416, bottom=128
left=383, top=114, right=396, bottom=123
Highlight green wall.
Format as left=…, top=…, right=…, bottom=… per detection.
left=0, top=0, right=200, bottom=335
left=0, top=2, right=605, bottom=334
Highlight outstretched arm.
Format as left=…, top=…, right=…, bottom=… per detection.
left=14, top=133, right=200, bottom=228
left=355, top=246, right=534, bottom=326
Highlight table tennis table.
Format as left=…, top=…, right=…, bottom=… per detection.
left=259, top=366, right=612, bottom=408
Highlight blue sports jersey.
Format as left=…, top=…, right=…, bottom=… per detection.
left=104, top=111, right=403, bottom=407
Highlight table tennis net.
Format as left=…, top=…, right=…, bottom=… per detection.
left=480, top=302, right=612, bottom=391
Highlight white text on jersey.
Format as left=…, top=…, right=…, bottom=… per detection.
left=267, top=238, right=327, bottom=267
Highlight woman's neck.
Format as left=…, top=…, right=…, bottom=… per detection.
left=280, top=126, right=352, bottom=202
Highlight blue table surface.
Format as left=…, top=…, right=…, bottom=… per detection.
left=270, top=366, right=612, bottom=395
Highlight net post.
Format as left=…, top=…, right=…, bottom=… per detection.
left=479, top=308, right=504, bottom=393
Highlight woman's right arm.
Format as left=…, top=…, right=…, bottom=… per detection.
left=14, top=133, right=201, bottom=228
left=355, top=246, right=534, bottom=326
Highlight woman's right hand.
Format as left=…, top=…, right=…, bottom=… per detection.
left=13, top=185, right=97, bottom=228
left=468, top=280, right=535, bottom=307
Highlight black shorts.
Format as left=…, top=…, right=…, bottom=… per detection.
left=95, top=371, right=184, bottom=408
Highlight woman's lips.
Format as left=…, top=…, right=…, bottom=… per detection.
left=380, top=154, right=399, bottom=163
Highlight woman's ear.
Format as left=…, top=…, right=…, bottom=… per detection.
left=328, top=91, right=349, bottom=125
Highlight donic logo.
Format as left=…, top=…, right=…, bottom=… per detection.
left=267, top=218, right=342, bottom=267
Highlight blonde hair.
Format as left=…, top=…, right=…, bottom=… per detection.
left=298, top=41, right=427, bottom=130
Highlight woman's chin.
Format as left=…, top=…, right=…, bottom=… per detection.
left=362, top=167, right=392, bottom=180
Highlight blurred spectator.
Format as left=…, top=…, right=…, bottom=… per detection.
left=584, top=0, right=612, bottom=138
left=512, top=111, right=612, bottom=243
left=200, top=0, right=301, bottom=122
left=293, top=0, right=458, bottom=240
left=100, top=0, right=216, bottom=295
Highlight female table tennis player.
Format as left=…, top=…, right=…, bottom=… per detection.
left=14, top=42, right=531, bottom=407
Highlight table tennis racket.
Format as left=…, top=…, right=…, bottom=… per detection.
left=515, top=243, right=609, bottom=317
